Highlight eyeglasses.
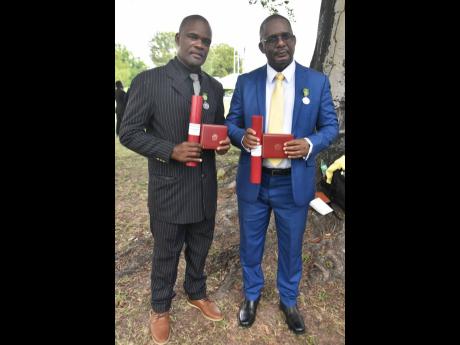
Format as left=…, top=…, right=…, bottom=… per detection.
left=185, top=33, right=211, bottom=47
left=261, top=32, right=295, bottom=46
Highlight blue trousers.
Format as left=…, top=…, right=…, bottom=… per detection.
left=238, top=173, right=308, bottom=307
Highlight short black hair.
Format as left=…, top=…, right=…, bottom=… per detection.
left=179, top=14, right=211, bottom=34
left=115, top=80, right=123, bottom=88
left=259, top=14, right=292, bottom=41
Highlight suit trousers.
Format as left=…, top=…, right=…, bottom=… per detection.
left=238, top=173, right=308, bottom=307
left=149, top=216, right=215, bottom=312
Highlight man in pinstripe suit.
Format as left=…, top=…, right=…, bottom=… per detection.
left=119, top=14, right=230, bottom=345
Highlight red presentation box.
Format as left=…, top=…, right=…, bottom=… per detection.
left=200, top=124, right=228, bottom=149
left=262, top=134, right=294, bottom=158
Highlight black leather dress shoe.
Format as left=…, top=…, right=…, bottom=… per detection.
left=238, top=297, right=260, bottom=327
left=279, top=302, right=306, bottom=334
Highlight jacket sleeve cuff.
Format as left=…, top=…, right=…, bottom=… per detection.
left=302, top=137, right=313, bottom=161
left=155, top=141, right=175, bottom=164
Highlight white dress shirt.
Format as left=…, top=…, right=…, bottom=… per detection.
left=264, top=61, right=295, bottom=168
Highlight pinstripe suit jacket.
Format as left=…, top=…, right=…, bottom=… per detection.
left=119, top=58, right=225, bottom=224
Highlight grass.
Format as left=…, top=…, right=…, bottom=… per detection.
left=306, top=335, right=317, bottom=345
left=318, top=289, right=328, bottom=302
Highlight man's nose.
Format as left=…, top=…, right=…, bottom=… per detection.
left=275, top=36, right=287, bottom=46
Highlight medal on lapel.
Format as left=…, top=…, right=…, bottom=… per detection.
left=202, top=92, right=209, bottom=110
left=302, top=88, right=310, bottom=104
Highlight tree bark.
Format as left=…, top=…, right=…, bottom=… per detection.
left=310, top=0, right=345, bottom=133
left=309, top=0, right=345, bottom=285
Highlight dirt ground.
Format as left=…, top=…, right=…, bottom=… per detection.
left=115, top=138, right=345, bottom=345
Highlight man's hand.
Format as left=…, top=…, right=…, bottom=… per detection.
left=284, top=139, right=309, bottom=159
left=171, top=142, right=202, bottom=163
left=242, top=128, right=260, bottom=149
left=216, top=136, right=231, bottom=155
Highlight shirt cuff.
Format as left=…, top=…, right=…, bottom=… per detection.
left=303, top=137, right=313, bottom=161
left=241, top=137, right=251, bottom=153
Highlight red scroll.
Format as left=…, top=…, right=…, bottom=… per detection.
left=250, top=115, right=263, bottom=184
left=186, top=95, right=203, bottom=167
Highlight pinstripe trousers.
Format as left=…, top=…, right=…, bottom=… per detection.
left=149, top=215, right=215, bottom=312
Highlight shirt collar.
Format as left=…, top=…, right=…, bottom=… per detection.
left=266, top=60, right=296, bottom=83
left=173, top=56, right=202, bottom=80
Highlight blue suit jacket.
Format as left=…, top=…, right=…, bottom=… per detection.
left=225, top=62, right=339, bottom=206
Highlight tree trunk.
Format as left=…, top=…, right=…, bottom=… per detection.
left=310, top=0, right=345, bottom=132
left=310, top=0, right=345, bottom=171
left=309, top=0, right=345, bottom=284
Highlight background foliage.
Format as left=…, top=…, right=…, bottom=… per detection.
left=115, top=44, right=148, bottom=88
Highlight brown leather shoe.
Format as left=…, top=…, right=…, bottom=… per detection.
left=149, top=310, right=171, bottom=345
left=187, top=297, right=223, bottom=321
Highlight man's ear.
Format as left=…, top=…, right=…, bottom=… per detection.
left=258, top=42, right=265, bottom=54
left=175, top=33, right=180, bottom=46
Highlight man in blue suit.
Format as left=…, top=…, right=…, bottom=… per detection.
left=225, top=14, right=339, bottom=334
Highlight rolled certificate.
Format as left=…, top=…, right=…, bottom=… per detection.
left=186, top=95, right=203, bottom=167
left=250, top=115, right=263, bottom=184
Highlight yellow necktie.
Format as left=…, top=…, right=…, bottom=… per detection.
left=267, top=72, right=285, bottom=166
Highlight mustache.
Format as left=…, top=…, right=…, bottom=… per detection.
left=190, top=50, right=204, bottom=58
left=274, top=49, right=289, bottom=55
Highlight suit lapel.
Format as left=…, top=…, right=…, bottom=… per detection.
left=201, top=72, right=211, bottom=96
left=200, top=73, right=212, bottom=123
left=256, top=66, right=267, bottom=131
left=166, top=60, right=192, bottom=104
left=292, top=63, right=308, bottom=132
